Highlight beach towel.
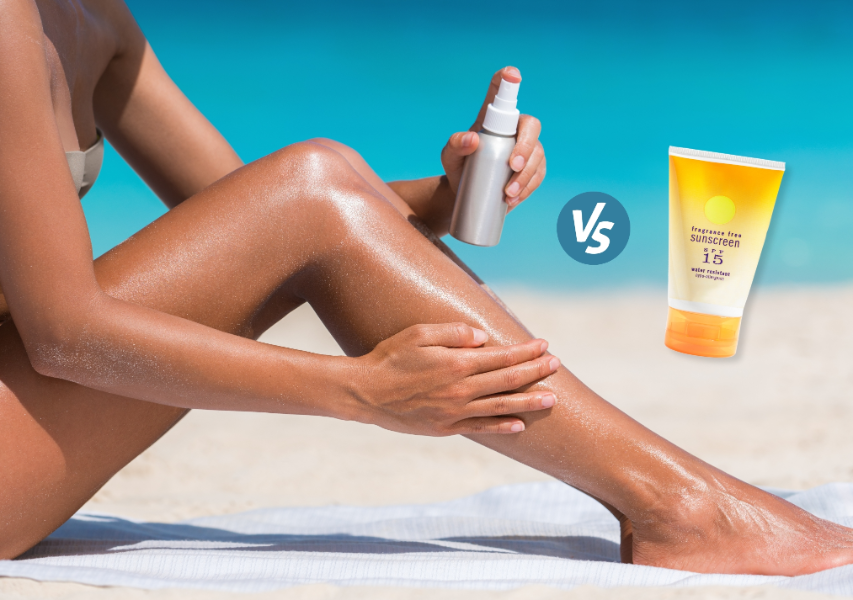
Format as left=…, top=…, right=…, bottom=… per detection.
left=2, top=482, right=853, bottom=594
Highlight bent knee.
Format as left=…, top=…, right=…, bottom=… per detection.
left=271, top=140, right=351, bottom=179
left=264, top=140, right=361, bottom=197
left=265, top=141, right=392, bottom=226
left=306, top=137, right=364, bottom=164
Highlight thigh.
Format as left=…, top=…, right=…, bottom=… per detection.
left=0, top=321, right=189, bottom=557
left=0, top=142, right=359, bottom=558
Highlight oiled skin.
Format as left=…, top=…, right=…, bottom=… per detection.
left=2, top=0, right=853, bottom=575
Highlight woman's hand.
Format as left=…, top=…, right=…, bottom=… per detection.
left=350, top=323, right=559, bottom=436
left=441, top=66, right=546, bottom=212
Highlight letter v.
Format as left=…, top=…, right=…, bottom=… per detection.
left=572, top=203, right=606, bottom=243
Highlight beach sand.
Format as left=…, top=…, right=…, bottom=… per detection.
left=3, top=284, right=852, bottom=600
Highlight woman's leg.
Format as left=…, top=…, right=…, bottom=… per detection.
left=2, top=140, right=852, bottom=574
left=307, top=137, right=639, bottom=556
left=284, top=139, right=853, bottom=574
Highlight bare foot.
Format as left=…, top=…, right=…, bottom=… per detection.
left=628, top=473, right=853, bottom=575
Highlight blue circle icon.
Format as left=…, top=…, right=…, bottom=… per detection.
left=557, top=192, right=630, bottom=265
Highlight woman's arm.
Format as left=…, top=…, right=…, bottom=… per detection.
left=387, top=176, right=454, bottom=234
left=93, top=0, right=244, bottom=207
left=0, top=0, right=329, bottom=415
left=0, top=0, right=555, bottom=436
left=0, top=0, right=241, bottom=320
left=388, top=67, right=546, bottom=237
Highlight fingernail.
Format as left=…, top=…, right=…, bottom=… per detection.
left=549, top=357, right=560, bottom=371
left=540, top=394, right=556, bottom=408
left=511, top=155, right=525, bottom=171
left=506, top=196, right=520, bottom=206
left=462, top=132, right=475, bottom=148
left=506, top=182, right=521, bottom=196
left=504, top=66, right=521, bottom=80
left=539, top=340, right=548, bottom=353
left=472, top=328, right=487, bottom=344
left=510, top=422, right=524, bottom=433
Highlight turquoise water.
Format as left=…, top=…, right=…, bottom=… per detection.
left=84, top=0, right=853, bottom=290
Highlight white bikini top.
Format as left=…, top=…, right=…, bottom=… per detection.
left=65, top=128, right=104, bottom=198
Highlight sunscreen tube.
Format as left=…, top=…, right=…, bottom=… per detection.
left=666, top=147, right=785, bottom=358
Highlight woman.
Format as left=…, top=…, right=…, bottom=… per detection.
left=1, top=0, right=852, bottom=574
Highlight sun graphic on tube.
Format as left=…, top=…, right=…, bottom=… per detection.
left=704, top=195, right=736, bottom=225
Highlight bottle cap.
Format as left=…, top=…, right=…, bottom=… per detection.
left=664, top=307, right=741, bottom=358
left=483, top=78, right=520, bottom=135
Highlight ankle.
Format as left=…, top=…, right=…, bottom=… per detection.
left=624, top=467, right=733, bottom=542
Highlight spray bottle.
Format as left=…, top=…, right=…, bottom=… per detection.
left=449, top=78, right=521, bottom=247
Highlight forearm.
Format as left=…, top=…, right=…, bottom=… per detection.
left=34, top=293, right=359, bottom=419
left=388, top=176, right=456, bottom=237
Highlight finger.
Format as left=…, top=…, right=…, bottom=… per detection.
left=449, top=417, right=527, bottom=435
left=507, top=115, right=542, bottom=174
left=444, top=131, right=479, bottom=158
left=471, top=66, right=522, bottom=131
left=467, top=355, right=561, bottom=398
left=440, top=131, right=480, bottom=192
left=465, top=392, right=556, bottom=417
left=461, top=338, right=548, bottom=375
left=505, top=143, right=545, bottom=208
left=404, top=322, right=488, bottom=348
left=515, top=158, right=547, bottom=204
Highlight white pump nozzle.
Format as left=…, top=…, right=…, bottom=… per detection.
left=482, top=78, right=520, bottom=135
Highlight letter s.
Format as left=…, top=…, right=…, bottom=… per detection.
left=585, top=221, right=614, bottom=255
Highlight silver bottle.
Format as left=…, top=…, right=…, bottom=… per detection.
left=450, top=77, right=521, bottom=247
left=449, top=131, right=516, bottom=246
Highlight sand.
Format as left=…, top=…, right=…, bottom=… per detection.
left=3, top=284, right=853, bottom=600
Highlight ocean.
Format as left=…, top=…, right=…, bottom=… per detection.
left=83, top=0, right=853, bottom=290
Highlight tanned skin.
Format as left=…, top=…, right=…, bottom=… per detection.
left=2, top=0, right=853, bottom=574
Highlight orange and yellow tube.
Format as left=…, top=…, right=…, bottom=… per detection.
left=666, top=147, right=785, bottom=358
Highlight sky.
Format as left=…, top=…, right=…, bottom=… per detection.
left=82, top=0, right=853, bottom=291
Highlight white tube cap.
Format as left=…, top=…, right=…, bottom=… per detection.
left=483, top=78, right=520, bottom=135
